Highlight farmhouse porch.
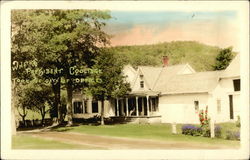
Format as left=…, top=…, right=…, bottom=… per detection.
left=111, top=91, right=161, bottom=123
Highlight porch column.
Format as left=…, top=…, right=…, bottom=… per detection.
left=146, top=95, right=150, bottom=116
left=87, top=97, right=92, bottom=113
left=82, top=99, right=85, bottom=114
left=136, top=97, right=139, bottom=116
left=116, top=98, right=119, bottom=116
left=126, top=98, right=129, bottom=116
left=141, top=97, right=144, bottom=116
left=156, top=97, right=159, bottom=112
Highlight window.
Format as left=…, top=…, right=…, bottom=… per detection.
left=73, top=101, right=83, bottom=114
left=233, top=79, right=240, bottom=91
left=92, top=101, right=98, bottom=113
left=151, top=97, right=158, bottom=112
left=217, top=99, right=221, bottom=114
left=194, top=101, right=199, bottom=112
left=140, top=81, right=144, bottom=88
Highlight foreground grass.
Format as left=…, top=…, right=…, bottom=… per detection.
left=12, top=134, right=103, bottom=149
left=54, top=123, right=240, bottom=147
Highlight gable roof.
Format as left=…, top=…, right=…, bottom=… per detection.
left=137, top=66, right=162, bottom=90
left=159, top=70, right=224, bottom=94
left=123, top=58, right=234, bottom=95
left=123, top=64, right=137, bottom=84
left=220, top=54, right=240, bottom=78
left=153, top=64, right=191, bottom=91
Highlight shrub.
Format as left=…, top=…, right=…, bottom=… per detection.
left=215, top=125, right=222, bottom=138
left=202, top=126, right=211, bottom=137
left=182, top=124, right=202, bottom=136
left=195, top=127, right=203, bottom=136
left=226, top=131, right=240, bottom=140
left=236, top=116, right=241, bottom=127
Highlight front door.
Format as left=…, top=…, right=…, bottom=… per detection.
left=229, top=95, right=234, bottom=119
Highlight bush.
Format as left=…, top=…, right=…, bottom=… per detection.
left=236, top=116, right=240, bottom=127
left=215, top=125, right=222, bottom=138
left=182, top=124, right=202, bottom=136
left=202, top=127, right=211, bottom=137
left=226, top=131, right=240, bottom=140
left=202, top=124, right=223, bottom=138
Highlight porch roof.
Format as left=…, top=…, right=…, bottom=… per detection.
left=129, top=90, right=160, bottom=96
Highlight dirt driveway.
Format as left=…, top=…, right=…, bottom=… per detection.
left=21, top=131, right=238, bottom=150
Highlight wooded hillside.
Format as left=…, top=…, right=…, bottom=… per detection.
left=111, top=41, right=235, bottom=72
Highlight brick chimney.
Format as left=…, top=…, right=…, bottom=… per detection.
left=162, top=56, right=169, bottom=67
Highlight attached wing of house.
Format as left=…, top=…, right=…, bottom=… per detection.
left=157, top=70, right=223, bottom=95
left=216, top=54, right=240, bottom=121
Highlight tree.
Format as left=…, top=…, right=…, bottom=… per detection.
left=87, top=50, right=131, bottom=125
left=11, top=10, right=112, bottom=126
left=16, top=103, right=28, bottom=127
left=23, top=82, right=53, bottom=126
left=28, top=10, right=64, bottom=124
left=11, top=10, right=38, bottom=133
left=16, top=85, right=29, bottom=127
left=43, top=10, right=111, bottom=126
left=213, top=47, right=234, bottom=70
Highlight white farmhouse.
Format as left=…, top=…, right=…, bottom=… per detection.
left=72, top=55, right=240, bottom=124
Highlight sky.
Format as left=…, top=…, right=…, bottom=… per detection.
left=104, top=11, right=239, bottom=51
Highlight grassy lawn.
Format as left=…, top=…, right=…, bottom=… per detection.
left=12, top=134, right=104, bottom=149
left=53, top=123, right=240, bottom=146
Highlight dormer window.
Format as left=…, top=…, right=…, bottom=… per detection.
left=140, top=74, right=143, bottom=78
left=140, top=81, right=144, bottom=88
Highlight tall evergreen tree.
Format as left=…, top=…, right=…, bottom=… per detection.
left=213, top=47, right=234, bottom=70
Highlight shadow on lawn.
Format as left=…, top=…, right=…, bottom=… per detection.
left=50, top=122, right=102, bottom=132
left=17, top=117, right=126, bottom=133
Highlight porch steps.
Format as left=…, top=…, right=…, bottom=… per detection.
left=110, top=116, right=162, bottom=124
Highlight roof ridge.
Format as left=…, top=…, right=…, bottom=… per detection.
left=138, top=63, right=187, bottom=68
left=166, top=63, right=187, bottom=67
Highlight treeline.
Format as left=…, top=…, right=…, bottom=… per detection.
left=111, top=41, right=236, bottom=71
